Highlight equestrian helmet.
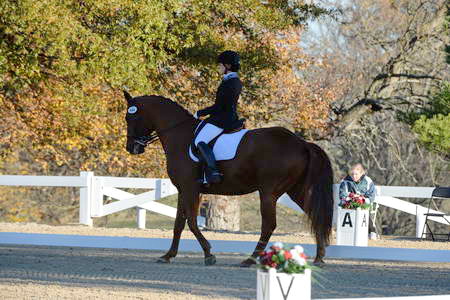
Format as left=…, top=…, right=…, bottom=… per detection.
left=217, top=50, right=240, bottom=71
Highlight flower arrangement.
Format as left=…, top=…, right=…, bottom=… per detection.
left=339, top=192, right=371, bottom=209
left=255, top=242, right=311, bottom=274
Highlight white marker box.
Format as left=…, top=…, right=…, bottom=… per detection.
left=336, top=207, right=369, bottom=246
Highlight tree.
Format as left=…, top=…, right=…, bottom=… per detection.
left=305, top=0, right=449, bottom=129
left=0, top=0, right=336, bottom=223
left=410, top=84, right=450, bottom=157
left=301, top=0, right=449, bottom=236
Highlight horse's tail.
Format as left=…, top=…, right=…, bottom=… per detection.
left=302, top=142, right=334, bottom=247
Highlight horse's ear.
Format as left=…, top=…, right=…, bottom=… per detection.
left=123, top=90, right=133, bottom=103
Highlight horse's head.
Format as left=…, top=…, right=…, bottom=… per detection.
left=123, top=91, right=157, bottom=155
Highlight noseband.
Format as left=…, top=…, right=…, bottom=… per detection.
left=134, top=133, right=159, bottom=147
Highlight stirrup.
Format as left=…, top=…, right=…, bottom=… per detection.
left=198, top=169, right=223, bottom=185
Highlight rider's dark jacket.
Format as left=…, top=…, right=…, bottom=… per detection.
left=197, top=72, right=242, bottom=131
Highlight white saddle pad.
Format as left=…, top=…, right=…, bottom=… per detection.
left=189, top=129, right=249, bottom=162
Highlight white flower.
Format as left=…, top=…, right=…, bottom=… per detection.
left=293, top=245, right=304, bottom=254
left=291, top=251, right=306, bottom=266
left=291, top=250, right=300, bottom=260
left=295, top=257, right=306, bottom=266
left=273, top=242, right=284, bottom=249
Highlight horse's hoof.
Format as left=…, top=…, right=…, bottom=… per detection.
left=157, top=256, right=171, bottom=264
left=313, top=259, right=325, bottom=268
left=205, top=254, right=216, bottom=266
left=239, top=258, right=256, bottom=268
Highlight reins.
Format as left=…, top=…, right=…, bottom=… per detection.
left=136, top=117, right=195, bottom=147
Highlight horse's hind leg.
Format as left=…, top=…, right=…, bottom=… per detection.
left=287, top=188, right=326, bottom=266
left=240, top=191, right=277, bottom=267
left=158, top=199, right=186, bottom=263
left=314, top=233, right=326, bottom=266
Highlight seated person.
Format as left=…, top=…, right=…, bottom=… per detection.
left=339, top=163, right=377, bottom=237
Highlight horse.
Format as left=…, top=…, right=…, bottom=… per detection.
left=123, top=91, right=334, bottom=267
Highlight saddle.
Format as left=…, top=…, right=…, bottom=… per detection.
left=224, top=119, right=246, bottom=134
left=191, top=119, right=246, bottom=158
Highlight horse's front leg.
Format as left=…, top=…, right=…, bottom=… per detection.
left=184, top=192, right=216, bottom=266
left=240, top=192, right=277, bottom=267
left=157, top=199, right=186, bottom=263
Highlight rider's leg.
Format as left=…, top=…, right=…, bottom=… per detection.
left=194, top=123, right=223, bottom=184
left=197, top=142, right=223, bottom=183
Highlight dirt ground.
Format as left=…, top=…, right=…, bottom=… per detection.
left=0, top=223, right=449, bottom=299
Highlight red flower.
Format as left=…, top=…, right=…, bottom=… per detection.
left=262, top=251, right=274, bottom=262
left=284, top=251, right=292, bottom=260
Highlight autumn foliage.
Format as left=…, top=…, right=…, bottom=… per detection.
left=0, top=0, right=339, bottom=223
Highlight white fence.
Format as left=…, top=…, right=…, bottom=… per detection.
left=279, top=184, right=448, bottom=238
left=0, top=172, right=179, bottom=228
left=0, top=173, right=448, bottom=237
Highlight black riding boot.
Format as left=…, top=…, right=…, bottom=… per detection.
left=197, top=142, right=223, bottom=184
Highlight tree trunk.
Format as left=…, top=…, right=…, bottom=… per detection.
left=204, top=195, right=240, bottom=231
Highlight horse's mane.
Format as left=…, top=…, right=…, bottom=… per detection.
left=140, top=95, right=193, bottom=118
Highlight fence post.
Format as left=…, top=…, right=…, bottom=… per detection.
left=137, top=208, right=146, bottom=229
left=91, top=177, right=104, bottom=217
left=416, top=205, right=427, bottom=238
left=332, top=184, right=339, bottom=226
left=79, top=171, right=94, bottom=226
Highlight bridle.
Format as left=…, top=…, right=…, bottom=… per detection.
left=131, top=117, right=194, bottom=148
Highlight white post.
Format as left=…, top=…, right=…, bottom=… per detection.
left=137, top=208, right=147, bottom=229
left=416, top=205, right=427, bottom=238
left=155, top=179, right=162, bottom=200
left=79, top=171, right=93, bottom=226
left=90, top=177, right=104, bottom=217
left=332, top=184, right=340, bottom=226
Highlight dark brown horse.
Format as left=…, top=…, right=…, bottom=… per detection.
left=123, top=91, right=334, bottom=266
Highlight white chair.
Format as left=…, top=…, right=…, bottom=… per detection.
left=369, top=201, right=380, bottom=239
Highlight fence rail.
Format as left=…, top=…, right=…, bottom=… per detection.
left=0, top=172, right=447, bottom=237
left=0, top=172, right=180, bottom=228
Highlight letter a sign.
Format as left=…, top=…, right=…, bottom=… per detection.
left=361, top=213, right=367, bottom=227
left=337, top=207, right=369, bottom=246
left=342, top=212, right=353, bottom=227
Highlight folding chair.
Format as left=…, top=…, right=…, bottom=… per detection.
left=421, top=187, right=450, bottom=241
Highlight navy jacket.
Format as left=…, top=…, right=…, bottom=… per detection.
left=197, top=74, right=242, bottom=131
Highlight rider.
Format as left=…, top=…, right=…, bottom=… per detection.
left=194, top=50, right=243, bottom=185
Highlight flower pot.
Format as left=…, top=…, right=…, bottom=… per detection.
left=256, top=268, right=311, bottom=300
left=336, top=207, right=369, bottom=246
